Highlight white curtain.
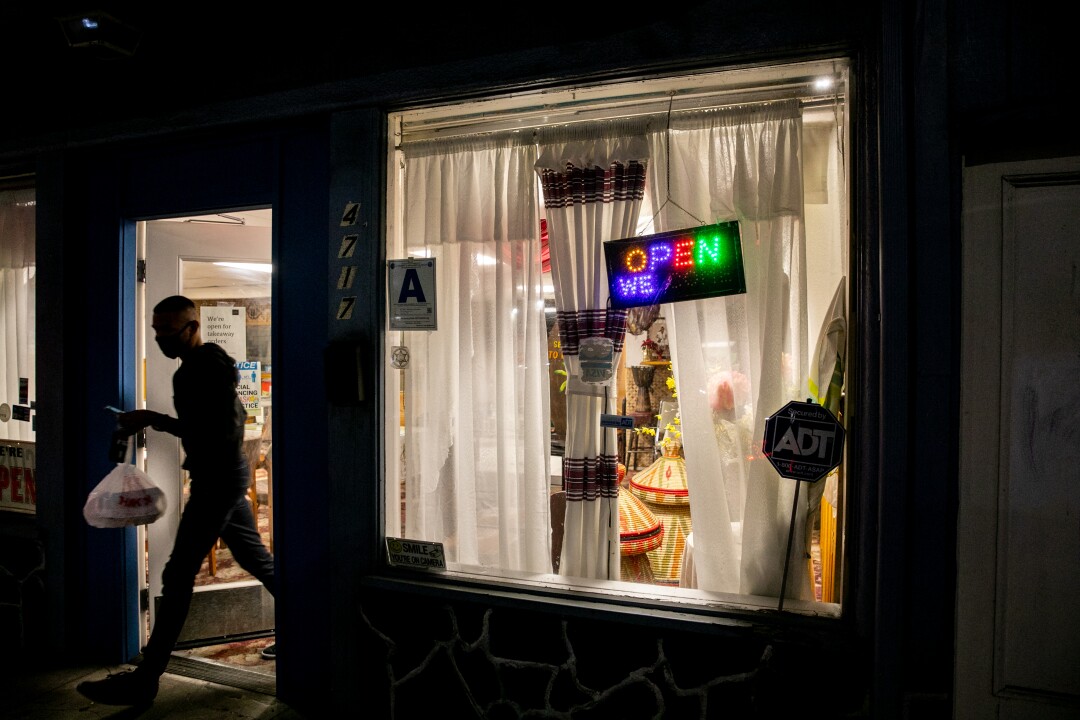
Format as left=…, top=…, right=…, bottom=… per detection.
left=536, top=119, right=649, bottom=580
left=395, top=133, right=551, bottom=573
left=0, top=188, right=35, bottom=442
left=644, top=101, right=814, bottom=599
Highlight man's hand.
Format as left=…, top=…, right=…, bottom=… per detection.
left=117, top=409, right=163, bottom=435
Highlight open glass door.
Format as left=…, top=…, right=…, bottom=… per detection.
left=138, top=210, right=275, bottom=654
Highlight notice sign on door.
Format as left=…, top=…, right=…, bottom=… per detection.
left=236, top=361, right=261, bottom=418
left=388, top=258, right=437, bottom=331
left=200, top=306, right=247, bottom=362
left=385, top=537, right=446, bottom=570
left=0, top=441, right=36, bottom=514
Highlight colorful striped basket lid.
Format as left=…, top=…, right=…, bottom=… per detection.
left=628, top=451, right=689, bottom=506
left=618, top=488, right=664, bottom=556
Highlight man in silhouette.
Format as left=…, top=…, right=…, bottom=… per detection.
left=78, top=295, right=276, bottom=706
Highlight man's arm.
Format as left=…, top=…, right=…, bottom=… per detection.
left=117, top=409, right=181, bottom=437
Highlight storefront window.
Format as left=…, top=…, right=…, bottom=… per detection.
left=384, top=58, right=849, bottom=613
left=0, top=185, right=36, bottom=514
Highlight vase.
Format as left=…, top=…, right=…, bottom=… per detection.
left=630, top=365, right=655, bottom=412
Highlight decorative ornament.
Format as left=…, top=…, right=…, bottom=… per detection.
left=391, top=345, right=410, bottom=369
left=578, top=337, right=614, bottom=383
left=625, top=304, right=660, bottom=336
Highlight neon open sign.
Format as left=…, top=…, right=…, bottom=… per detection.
left=604, top=221, right=746, bottom=309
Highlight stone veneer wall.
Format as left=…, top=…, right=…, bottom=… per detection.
left=0, top=534, right=46, bottom=670
left=355, top=588, right=867, bottom=719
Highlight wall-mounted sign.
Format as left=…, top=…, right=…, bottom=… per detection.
left=236, top=361, right=261, bottom=418
left=0, top=441, right=35, bottom=514
left=200, top=305, right=247, bottom=362
left=604, top=222, right=746, bottom=309
left=388, top=258, right=437, bottom=331
left=385, top=537, right=446, bottom=570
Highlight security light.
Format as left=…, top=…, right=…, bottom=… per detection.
left=57, top=11, right=141, bottom=58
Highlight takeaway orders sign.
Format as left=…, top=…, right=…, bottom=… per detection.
left=762, top=400, right=844, bottom=482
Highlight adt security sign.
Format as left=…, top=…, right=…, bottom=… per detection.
left=762, top=400, right=844, bottom=482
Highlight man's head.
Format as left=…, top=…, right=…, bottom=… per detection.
left=152, top=295, right=201, bottom=359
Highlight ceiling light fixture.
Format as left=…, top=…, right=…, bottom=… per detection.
left=57, top=11, right=141, bottom=58
left=213, top=262, right=273, bottom=274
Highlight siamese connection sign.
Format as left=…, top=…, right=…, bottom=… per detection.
left=388, top=258, right=437, bottom=331
left=762, top=400, right=845, bottom=482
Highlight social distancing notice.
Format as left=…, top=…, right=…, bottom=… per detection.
left=236, top=361, right=261, bottom=419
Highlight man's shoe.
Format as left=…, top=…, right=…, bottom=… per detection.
left=77, top=668, right=159, bottom=706
left=260, top=642, right=276, bottom=660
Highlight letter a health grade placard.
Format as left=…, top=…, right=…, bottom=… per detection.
left=388, top=258, right=437, bottom=331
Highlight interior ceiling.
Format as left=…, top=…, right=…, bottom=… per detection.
left=182, top=262, right=270, bottom=300
left=154, top=210, right=272, bottom=299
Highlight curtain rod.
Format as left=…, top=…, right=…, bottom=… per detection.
left=397, top=78, right=845, bottom=147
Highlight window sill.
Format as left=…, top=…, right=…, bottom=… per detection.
left=361, top=567, right=842, bottom=639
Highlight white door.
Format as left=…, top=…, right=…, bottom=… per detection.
left=140, top=211, right=275, bottom=647
left=956, top=156, right=1080, bottom=719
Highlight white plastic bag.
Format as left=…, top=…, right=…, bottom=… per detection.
left=83, top=460, right=167, bottom=528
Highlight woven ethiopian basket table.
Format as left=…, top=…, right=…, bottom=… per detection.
left=628, top=447, right=691, bottom=586
left=618, top=487, right=664, bottom=583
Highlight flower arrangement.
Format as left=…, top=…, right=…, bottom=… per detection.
left=634, top=363, right=681, bottom=455
left=658, top=414, right=682, bottom=455
left=707, top=368, right=754, bottom=462
left=707, top=370, right=748, bottom=415
left=640, top=337, right=662, bottom=361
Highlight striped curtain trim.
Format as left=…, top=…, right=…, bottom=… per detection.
left=556, top=309, right=627, bottom=355
left=538, top=160, right=647, bottom=209
left=562, top=453, right=621, bottom=501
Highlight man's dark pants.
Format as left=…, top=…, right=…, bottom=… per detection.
left=140, top=460, right=275, bottom=676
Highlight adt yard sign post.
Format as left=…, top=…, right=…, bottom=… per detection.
left=762, top=399, right=845, bottom=610
left=763, top=399, right=845, bottom=482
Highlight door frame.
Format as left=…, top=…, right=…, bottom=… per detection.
left=139, top=215, right=275, bottom=648
left=66, top=125, right=332, bottom=713
left=107, top=136, right=287, bottom=662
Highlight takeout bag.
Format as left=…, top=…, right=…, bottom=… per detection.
left=83, top=461, right=167, bottom=528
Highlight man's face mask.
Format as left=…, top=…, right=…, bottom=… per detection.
left=155, top=322, right=192, bottom=359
